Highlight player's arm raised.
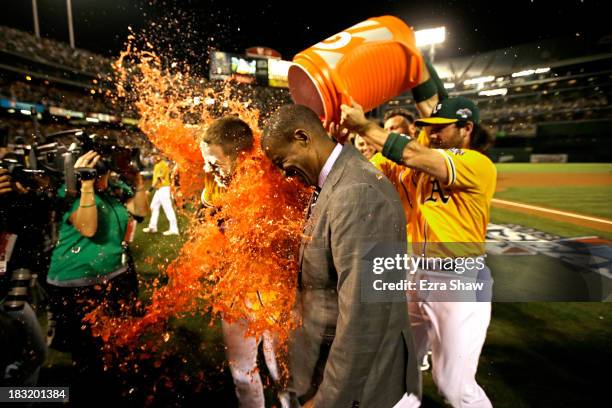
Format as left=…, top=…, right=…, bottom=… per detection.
left=413, top=60, right=448, bottom=118
left=340, top=104, right=448, bottom=184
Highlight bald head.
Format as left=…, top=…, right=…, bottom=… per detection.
left=263, top=104, right=336, bottom=186
left=263, top=105, right=328, bottom=151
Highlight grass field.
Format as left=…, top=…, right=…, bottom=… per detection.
left=492, top=162, right=612, bottom=239
left=494, top=186, right=612, bottom=219
left=495, top=163, right=612, bottom=173
left=39, top=163, right=611, bottom=407
left=491, top=207, right=612, bottom=239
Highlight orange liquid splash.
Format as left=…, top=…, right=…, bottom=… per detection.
left=86, top=34, right=310, bottom=393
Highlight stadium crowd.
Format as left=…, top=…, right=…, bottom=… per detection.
left=0, top=25, right=112, bottom=75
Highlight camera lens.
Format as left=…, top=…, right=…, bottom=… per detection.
left=3, top=268, right=32, bottom=311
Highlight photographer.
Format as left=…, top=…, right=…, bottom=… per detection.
left=1, top=150, right=48, bottom=387
left=45, top=149, right=148, bottom=399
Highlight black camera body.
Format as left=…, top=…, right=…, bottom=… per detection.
left=79, top=132, right=142, bottom=176
left=32, top=130, right=143, bottom=191
left=0, top=154, right=46, bottom=190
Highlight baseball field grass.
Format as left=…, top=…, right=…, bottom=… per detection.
left=494, top=185, right=612, bottom=219
left=492, top=162, right=612, bottom=239
left=495, top=163, right=612, bottom=173
left=491, top=207, right=612, bottom=239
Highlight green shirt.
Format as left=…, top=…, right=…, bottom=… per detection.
left=47, top=181, right=133, bottom=287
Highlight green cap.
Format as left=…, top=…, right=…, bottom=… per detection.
left=415, top=96, right=480, bottom=126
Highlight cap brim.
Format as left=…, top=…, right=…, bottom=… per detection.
left=414, top=117, right=458, bottom=126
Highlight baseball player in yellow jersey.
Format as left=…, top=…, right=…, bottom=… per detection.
left=340, top=96, right=495, bottom=408
left=383, top=108, right=417, bottom=137
left=199, top=116, right=287, bottom=408
left=143, top=154, right=179, bottom=235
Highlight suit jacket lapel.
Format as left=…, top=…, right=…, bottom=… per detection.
left=297, top=145, right=355, bottom=268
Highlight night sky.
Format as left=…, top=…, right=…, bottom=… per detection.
left=0, top=0, right=608, bottom=63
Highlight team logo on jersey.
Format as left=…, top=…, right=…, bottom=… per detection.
left=425, top=179, right=450, bottom=204
left=456, top=108, right=473, bottom=119
left=448, top=147, right=465, bottom=155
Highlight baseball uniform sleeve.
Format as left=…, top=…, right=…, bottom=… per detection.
left=434, top=149, right=496, bottom=192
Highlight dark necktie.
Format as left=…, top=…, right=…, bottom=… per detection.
left=305, top=186, right=321, bottom=221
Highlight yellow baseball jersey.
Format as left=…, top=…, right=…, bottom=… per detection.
left=200, top=171, right=277, bottom=322
left=201, top=173, right=224, bottom=208
left=373, top=131, right=496, bottom=255
left=370, top=131, right=429, bottom=229
left=152, top=160, right=171, bottom=188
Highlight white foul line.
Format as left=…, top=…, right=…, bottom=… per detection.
left=492, top=198, right=612, bottom=226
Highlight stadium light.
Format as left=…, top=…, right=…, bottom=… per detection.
left=436, top=70, right=452, bottom=79
left=512, top=67, right=551, bottom=77
left=415, top=27, right=446, bottom=47
left=512, top=69, right=535, bottom=77
left=86, top=117, right=100, bottom=123
left=414, top=26, right=446, bottom=63
left=443, top=82, right=455, bottom=89
left=478, top=88, right=508, bottom=97
left=463, top=76, right=495, bottom=86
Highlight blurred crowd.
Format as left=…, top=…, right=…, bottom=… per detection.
left=0, top=79, right=117, bottom=114
left=0, top=26, right=112, bottom=75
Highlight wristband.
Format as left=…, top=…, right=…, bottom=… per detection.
left=80, top=190, right=95, bottom=194
left=411, top=77, right=437, bottom=103
left=382, top=132, right=412, bottom=164
left=411, top=60, right=448, bottom=102
left=79, top=203, right=96, bottom=208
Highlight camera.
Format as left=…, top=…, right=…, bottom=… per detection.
left=0, top=153, right=47, bottom=191
left=34, top=129, right=143, bottom=190
left=3, top=268, right=32, bottom=312
left=79, top=131, right=143, bottom=176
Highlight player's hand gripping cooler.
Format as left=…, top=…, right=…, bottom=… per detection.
left=288, top=15, right=425, bottom=126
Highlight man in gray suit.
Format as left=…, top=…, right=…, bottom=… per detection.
left=263, top=105, right=420, bottom=408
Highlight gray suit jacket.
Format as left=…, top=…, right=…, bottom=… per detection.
left=289, top=145, right=420, bottom=408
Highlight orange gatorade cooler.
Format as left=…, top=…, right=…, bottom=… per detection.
left=288, top=15, right=424, bottom=125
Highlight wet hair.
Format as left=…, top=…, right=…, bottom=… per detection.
left=456, top=121, right=494, bottom=153
left=383, top=108, right=415, bottom=124
left=262, top=104, right=326, bottom=150
left=202, top=116, right=253, bottom=157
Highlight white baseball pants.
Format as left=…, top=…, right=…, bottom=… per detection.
left=408, top=300, right=492, bottom=408
left=148, top=186, right=179, bottom=233
left=221, top=318, right=280, bottom=408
